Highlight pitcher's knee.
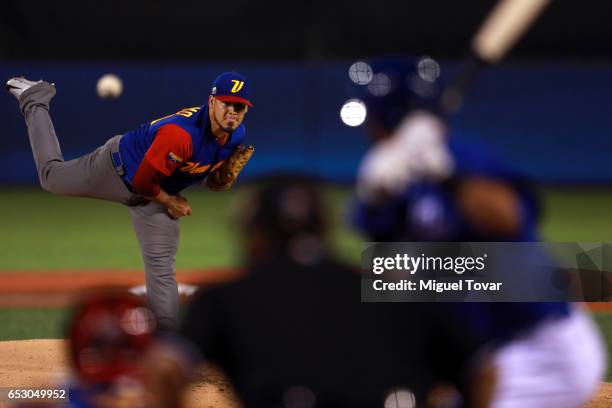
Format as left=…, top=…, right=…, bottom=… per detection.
left=146, top=243, right=178, bottom=260
left=148, top=258, right=177, bottom=274
left=40, top=178, right=58, bottom=194
left=38, top=163, right=76, bottom=195
left=40, top=176, right=71, bottom=195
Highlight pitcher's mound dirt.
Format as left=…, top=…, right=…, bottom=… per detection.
left=0, top=339, right=239, bottom=407
left=0, top=339, right=609, bottom=407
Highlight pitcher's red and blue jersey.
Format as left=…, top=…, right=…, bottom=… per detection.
left=119, top=105, right=245, bottom=195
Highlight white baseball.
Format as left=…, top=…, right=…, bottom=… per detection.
left=96, top=73, right=123, bottom=99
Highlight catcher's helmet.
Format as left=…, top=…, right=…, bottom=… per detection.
left=68, top=292, right=157, bottom=384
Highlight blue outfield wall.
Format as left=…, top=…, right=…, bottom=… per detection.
left=0, top=60, right=611, bottom=184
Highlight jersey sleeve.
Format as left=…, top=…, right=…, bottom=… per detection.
left=144, top=124, right=193, bottom=176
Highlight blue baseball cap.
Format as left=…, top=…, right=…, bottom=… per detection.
left=211, top=71, right=253, bottom=107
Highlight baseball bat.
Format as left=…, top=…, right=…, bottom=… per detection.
left=357, top=0, right=551, bottom=201
left=441, top=0, right=551, bottom=113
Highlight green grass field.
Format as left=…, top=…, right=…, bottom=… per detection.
left=0, top=307, right=69, bottom=341
left=1, top=186, right=612, bottom=377
left=1, top=186, right=611, bottom=270
left=0, top=186, right=364, bottom=270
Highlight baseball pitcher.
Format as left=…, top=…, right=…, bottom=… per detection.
left=6, top=72, right=255, bottom=330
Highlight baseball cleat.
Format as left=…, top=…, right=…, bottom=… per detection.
left=6, top=77, right=44, bottom=99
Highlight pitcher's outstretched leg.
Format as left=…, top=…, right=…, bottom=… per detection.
left=7, top=77, right=64, bottom=192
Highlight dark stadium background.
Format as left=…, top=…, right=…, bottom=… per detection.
left=1, top=0, right=611, bottom=185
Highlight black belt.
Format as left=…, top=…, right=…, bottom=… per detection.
left=111, top=151, right=125, bottom=177
left=109, top=140, right=151, bottom=206
left=110, top=149, right=136, bottom=194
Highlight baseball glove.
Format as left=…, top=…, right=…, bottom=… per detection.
left=207, top=144, right=255, bottom=191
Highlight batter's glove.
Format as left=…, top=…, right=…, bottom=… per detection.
left=357, top=111, right=454, bottom=203
left=207, top=144, right=255, bottom=191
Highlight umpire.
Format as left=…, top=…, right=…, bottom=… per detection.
left=175, top=177, right=486, bottom=407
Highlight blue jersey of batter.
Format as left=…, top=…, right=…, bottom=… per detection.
left=353, top=137, right=540, bottom=242
left=352, top=136, right=569, bottom=344
left=119, top=105, right=245, bottom=195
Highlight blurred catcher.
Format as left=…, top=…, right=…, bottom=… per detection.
left=6, top=72, right=255, bottom=330
left=348, top=57, right=606, bottom=408
left=66, top=292, right=157, bottom=408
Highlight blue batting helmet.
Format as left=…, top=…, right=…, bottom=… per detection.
left=348, top=56, right=443, bottom=132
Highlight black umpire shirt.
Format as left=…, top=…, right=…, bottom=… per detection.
left=180, top=255, right=479, bottom=407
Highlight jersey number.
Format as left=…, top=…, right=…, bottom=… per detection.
left=150, top=107, right=200, bottom=125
